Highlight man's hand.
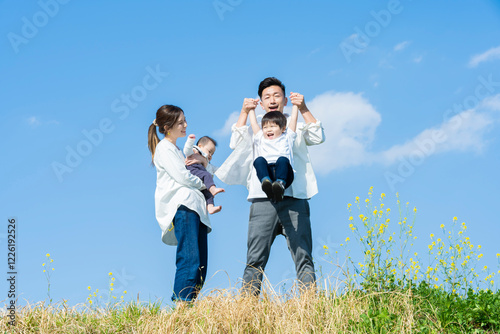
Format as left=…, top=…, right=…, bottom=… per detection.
left=289, top=92, right=317, bottom=124
left=236, top=98, right=259, bottom=127
left=185, top=152, right=208, bottom=168
left=289, top=92, right=307, bottom=111
left=242, top=98, right=259, bottom=114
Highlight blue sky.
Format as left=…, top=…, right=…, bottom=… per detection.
left=2, top=0, right=500, bottom=307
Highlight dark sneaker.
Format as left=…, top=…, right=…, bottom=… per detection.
left=272, top=180, right=285, bottom=202
left=261, top=178, right=273, bottom=200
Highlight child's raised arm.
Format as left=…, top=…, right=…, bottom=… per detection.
left=248, top=108, right=261, bottom=135
left=288, top=105, right=299, bottom=133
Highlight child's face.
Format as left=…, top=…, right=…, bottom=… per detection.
left=198, top=141, right=216, bottom=162
left=262, top=121, right=285, bottom=140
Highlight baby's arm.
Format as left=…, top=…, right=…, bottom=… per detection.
left=248, top=109, right=261, bottom=135
left=288, top=105, right=299, bottom=132
left=183, top=134, right=196, bottom=156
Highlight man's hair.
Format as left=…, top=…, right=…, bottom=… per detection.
left=197, top=136, right=217, bottom=147
left=262, top=111, right=287, bottom=130
left=258, top=77, right=286, bottom=98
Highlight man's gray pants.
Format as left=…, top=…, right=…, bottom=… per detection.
left=242, top=197, right=316, bottom=295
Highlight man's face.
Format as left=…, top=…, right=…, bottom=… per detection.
left=260, top=85, right=287, bottom=113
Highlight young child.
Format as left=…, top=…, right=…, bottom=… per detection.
left=183, top=135, right=224, bottom=214
left=248, top=105, right=298, bottom=202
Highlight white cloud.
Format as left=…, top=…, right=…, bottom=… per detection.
left=25, top=116, right=59, bottom=128
left=468, top=46, right=500, bottom=68
left=306, top=92, right=381, bottom=173
left=306, top=92, right=498, bottom=174
left=413, top=55, right=423, bottom=63
left=214, top=111, right=240, bottom=137
left=394, top=41, right=411, bottom=52
left=27, top=116, right=41, bottom=128
left=377, top=109, right=493, bottom=166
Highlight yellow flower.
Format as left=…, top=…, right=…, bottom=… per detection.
left=365, top=198, right=370, bottom=203
left=430, top=234, right=434, bottom=238
left=50, top=259, right=54, bottom=263
left=110, top=283, right=114, bottom=287
left=349, top=216, right=353, bottom=221
left=88, top=286, right=91, bottom=290
left=478, top=245, right=482, bottom=249
left=440, top=224, right=445, bottom=229
left=413, top=207, right=417, bottom=212
left=42, top=263, right=46, bottom=266
left=355, top=196, right=359, bottom=202
left=323, top=245, right=328, bottom=249
left=123, top=290, right=127, bottom=294
left=453, top=216, right=458, bottom=221
left=373, top=209, right=378, bottom=215
left=345, top=237, right=350, bottom=242
left=46, top=253, right=50, bottom=257
left=108, top=272, right=113, bottom=276
left=347, top=203, right=352, bottom=208
left=359, top=214, right=364, bottom=219
left=43, top=270, right=46, bottom=273
left=349, top=224, right=353, bottom=228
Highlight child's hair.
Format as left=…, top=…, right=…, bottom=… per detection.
left=261, top=111, right=287, bottom=130
left=148, top=104, right=184, bottom=164
left=258, top=77, right=286, bottom=98
left=197, top=136, right=217, bottom=148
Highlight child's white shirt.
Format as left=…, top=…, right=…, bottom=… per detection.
left=253, top=129, right=297, bottom=167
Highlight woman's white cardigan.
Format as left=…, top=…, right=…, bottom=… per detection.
left=154, top=139, right=210, bottom=246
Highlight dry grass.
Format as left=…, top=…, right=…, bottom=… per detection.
left=1, top=285, right=437, bottom=334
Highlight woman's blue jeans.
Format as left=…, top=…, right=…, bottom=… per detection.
left=172, top=205, right=208, bottom=302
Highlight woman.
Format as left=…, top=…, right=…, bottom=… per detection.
left=147, top=104, right=210, bottom=302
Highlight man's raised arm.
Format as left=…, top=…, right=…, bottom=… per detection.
left=289, top=92, right=325, bottom=145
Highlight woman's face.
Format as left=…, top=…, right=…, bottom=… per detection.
left=166, top=113, right=187, bottom=139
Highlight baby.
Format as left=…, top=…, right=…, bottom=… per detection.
left=184, top=135, right=224, bottom=214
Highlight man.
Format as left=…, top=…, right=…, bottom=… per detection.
left=216, top=77, right=325, bottom=295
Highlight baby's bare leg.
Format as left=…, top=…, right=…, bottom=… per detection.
left=209, top=185, right=225, bottom=196
left=207, top=203, right=222, bottom=214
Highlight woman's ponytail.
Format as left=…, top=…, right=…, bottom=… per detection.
left=148, top=123, right=160, bottom=164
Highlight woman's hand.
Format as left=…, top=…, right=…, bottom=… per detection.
left=185, top=152, right=208, bottom=168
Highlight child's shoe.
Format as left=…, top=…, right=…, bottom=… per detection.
left=261, top=178, right=273, bottom=200
left=272, top=180, right=285, bottom=202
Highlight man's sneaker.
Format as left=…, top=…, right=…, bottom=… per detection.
left=261, top=178, right=273, bottom=200
left=272, top=180, right=285, bottom=202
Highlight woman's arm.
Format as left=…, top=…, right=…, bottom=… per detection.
left=156, top=143, right=204, bottom=189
